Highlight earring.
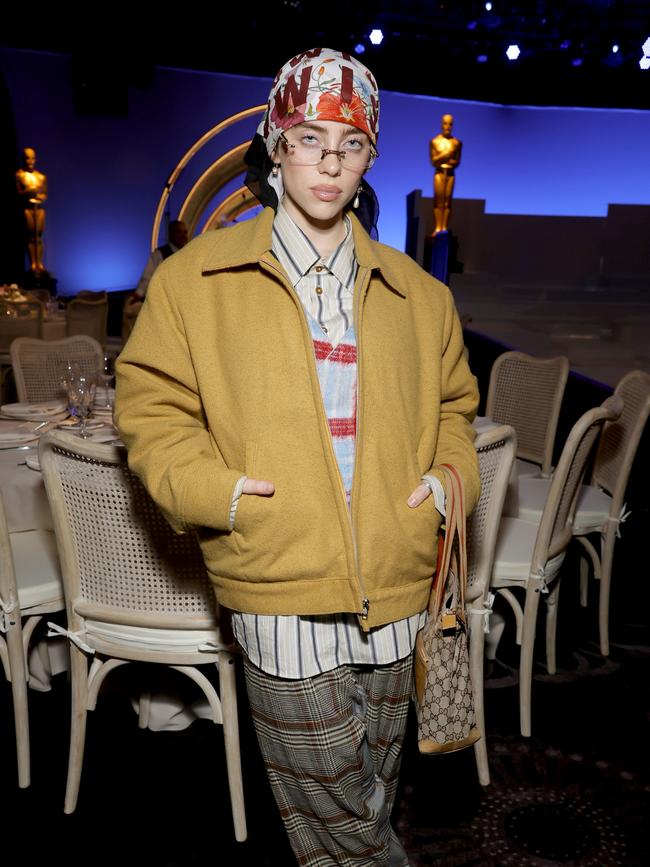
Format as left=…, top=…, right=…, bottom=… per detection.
left=272, top=163, right=280, bottom=178
left=353, top=183, right=363, bottom=209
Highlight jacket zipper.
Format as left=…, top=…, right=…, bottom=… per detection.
left=350, top=266, right=371, bottom=626
left=260, top=256, right=370, bottom=624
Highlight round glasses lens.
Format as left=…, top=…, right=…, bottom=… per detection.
left=283, top=136, right=372, bottom=171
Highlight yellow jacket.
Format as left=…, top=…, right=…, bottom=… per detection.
left=115, top=207, right=480, bottom=630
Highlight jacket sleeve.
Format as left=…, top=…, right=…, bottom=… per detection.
left=425, top=286, right=481, bottom=514
left=114, top=264, right=243, bottom=534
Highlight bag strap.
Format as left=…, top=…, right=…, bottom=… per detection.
left=427, top=464, right=467, bottom=617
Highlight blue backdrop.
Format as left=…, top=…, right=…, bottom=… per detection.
left=2, top=47, right=649, bottom=294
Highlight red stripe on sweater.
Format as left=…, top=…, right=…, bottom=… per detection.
left=313, top=339, right=357, bottom=363
left=330, top=342, right=357, bottom=364
left=328, top=417, right=356, bottom=437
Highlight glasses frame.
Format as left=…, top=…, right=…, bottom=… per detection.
left=278, top=131, right=379, bottom=170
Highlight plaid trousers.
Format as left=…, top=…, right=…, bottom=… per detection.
left=243, top=653, right=413, bottom=867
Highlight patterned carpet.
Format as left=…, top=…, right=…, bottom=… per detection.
left=2, top=627, right=648, bottom=866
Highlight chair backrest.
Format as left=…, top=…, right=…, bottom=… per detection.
left=466, top=424, right=517, bottom=603
left=66, top=295, right=108, bottom=344
left=77, top=291, right=107, bottom=301
left=10, top=335, right=104, bottom=403
left=485, top=351, right=569, bottom=477
left=532, top=395, right=623, bottom=574
left=0, top=300, right=44, bottom=352
left=24, top=288, right=52, bottom=305
left=121, top=298, right=142, bottom=342
left=592, top=370, right=650, bottom=510
left=39, top=430, right=218, bottom=634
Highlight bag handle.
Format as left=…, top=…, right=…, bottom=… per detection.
left=426, top=464, right=467, bottom=618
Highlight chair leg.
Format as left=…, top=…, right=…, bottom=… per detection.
left=218, top=652, right=247, bottom=842
left=7, top=621, right=30, bottom=787
left=519, top=584, right=542, bottom=738
left=138, top=690, right=152, bottom=730
left=484, top=609, right=505, bottom=662
left=545, top=578, right=561, bottom=675
left=599, top=528, right=616, bottom=657
left=579, top=554, right=589, bottom=608
left=469, top=611, right=489, bottom=786
left=64, top=645, right=90, bottom=814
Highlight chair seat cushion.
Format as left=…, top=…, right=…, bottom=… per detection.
left=515, top=479, right=611, bottom=533
left=10, top=529, right=63, bottom=610
left=573, top=486, right=612, bottom=533
left=85, top=620, right=223, bottom=653
left=492, top=516, right=565, bottom=585
left=515, top=458, right=542, bottom=479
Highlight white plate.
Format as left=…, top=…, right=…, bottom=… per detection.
left=25, top=455, right=41, bottom=471
left=0, top=431, right=38, bottom=448
left=1, top=400, right=67, bottom=421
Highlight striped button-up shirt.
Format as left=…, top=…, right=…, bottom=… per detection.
left=230, top=204, right=426, bottom=679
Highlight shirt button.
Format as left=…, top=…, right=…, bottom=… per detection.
left=315, top=286, right=323, bottom=295
left=315, top=265, right=324, bottom=272
left=321, top=325, right=328, bottom=333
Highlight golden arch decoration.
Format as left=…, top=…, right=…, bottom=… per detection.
left=150, top=104, right=266, bottom=251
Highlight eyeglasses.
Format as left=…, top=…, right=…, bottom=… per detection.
left=279, top=131, right=378, bottom=171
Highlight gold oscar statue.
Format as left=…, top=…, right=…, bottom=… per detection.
left=16, top=147, right=48, bottom=274
left=430, top=114, right=462, bottom=235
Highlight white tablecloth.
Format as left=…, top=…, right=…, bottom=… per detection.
left=0, top=431, right=52, bottom=532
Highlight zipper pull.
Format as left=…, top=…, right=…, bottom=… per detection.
left=361, top=598, right=370, bottom=620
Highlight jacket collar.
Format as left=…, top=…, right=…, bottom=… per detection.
left=200, top=206, right=405, bottom=295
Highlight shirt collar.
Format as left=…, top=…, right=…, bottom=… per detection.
left=200, top=206, right=406, bottom=298
left=272, top=202, right=356, bottom=289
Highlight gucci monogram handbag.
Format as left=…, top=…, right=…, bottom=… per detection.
left=414, top=464, right=481, bottom=754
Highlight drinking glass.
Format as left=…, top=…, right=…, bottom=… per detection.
left=59, top=360, right=81, bottom=403
left=66, top=375, right=96, bottom=438
left=100, top=353, right=116, bottom=409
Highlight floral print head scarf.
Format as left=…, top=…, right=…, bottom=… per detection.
left=259, top=48, right=380, bottom=156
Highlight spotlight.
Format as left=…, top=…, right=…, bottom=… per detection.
left=477, top=54, right=488, bottom=63
left=485, top=2, right=493, bottom=10
left=572, top=57, right=584, bottom=67
left=506, top=44, right=521, bottom=61
left=560, top=40, right=571, bottom=50
left=612, top=44, right=619, bottom=53
left=640, top=56, right=650, bottom=69
left=354, top=43, right=366, bottom=55
left=369, top=29, right=384, bottom=46
left=642, top=37, right=650, bottom=56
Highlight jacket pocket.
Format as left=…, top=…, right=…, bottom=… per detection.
left=232, top=440, right=263, bottom=540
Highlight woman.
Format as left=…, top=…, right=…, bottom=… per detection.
left=116, top=47, right=479, bottom=866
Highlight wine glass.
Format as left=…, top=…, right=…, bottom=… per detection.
left=100, top=353, right=116, bottom=410
left=66, top=375, right=96, bottom=438
left=59, top=359, right=81, bottom=402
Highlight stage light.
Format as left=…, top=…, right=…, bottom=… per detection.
left=369, top=29, right=384, bottom=46
left=640, top=56, right=650, bottom=70
left=506, top=44, right=520, bottom=61
left=354, top=43, right=366, bottom=55
left=642, top=37, right=650, bottom=56
left=572, top=57, right=584, bottom=67
left=612, top=44, right=619, bottom=54
left=485, top=2, right=492, bottom=10
left=477, top=54, right=488, bottom=63
left=560, top=40, right=571, bottom=50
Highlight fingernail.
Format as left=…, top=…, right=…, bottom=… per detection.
left=408, top=497, right=416, bottom=507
